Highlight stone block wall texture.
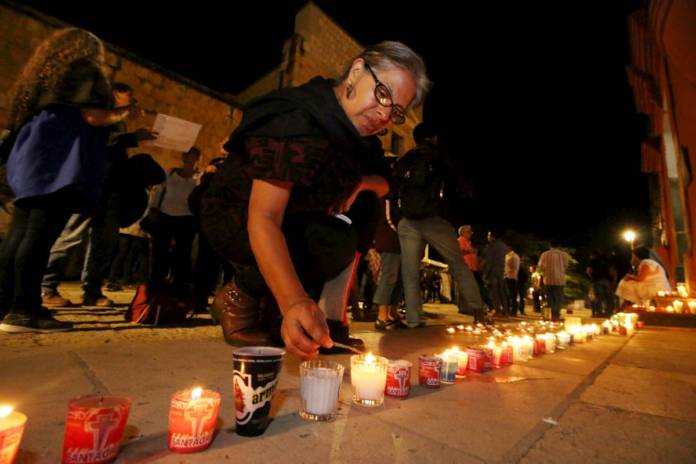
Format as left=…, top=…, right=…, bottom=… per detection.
left=0, top=4, right=243, bottom=174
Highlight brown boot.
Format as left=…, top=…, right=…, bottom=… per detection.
left=213, top=280, right=271, bottom=346
left=42, top=291, right=73, bottom=307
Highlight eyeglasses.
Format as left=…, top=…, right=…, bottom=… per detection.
left=363, top=62, right=406, bottom=125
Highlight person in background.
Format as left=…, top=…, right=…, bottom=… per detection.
left=504, top=246, right=520, bottom=316
left=530, top=263, right=544, bottom=312
left=393, top=123, right=485, bottom=326
left=40, top=82, right=157, bottom=307
left=482, top=228, right=509, bottom=317
left=615, top=246, right=671, bottom=307
left=537, top=238, right=571, bottom=321
left=148, top=147, right=201, bottom=290
left=0, top=28, right=142, bottom=333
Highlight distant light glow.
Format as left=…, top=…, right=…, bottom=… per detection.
left=623, top=230, right=636, bottom=243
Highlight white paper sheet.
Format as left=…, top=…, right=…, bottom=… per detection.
left=146, top=113, right=202, bottom=152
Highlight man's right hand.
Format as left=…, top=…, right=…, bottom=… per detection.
left=280, top=298, right=333, bottom=359
left=135, top=128, right=158, bottom=141
left=125, top=105, right=144, bottom=119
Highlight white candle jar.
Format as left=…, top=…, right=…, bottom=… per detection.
left=299, top=360, right=345, bottom=421
left=556, top=331, right=571, bottom=348
left=351, top=354, right=389, bottom=407
left=544, top=333, right=556, bottom=353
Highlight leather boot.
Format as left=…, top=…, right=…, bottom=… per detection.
left=213, top=279, right=271, bottom=345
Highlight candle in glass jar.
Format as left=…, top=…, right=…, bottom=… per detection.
left=299, top=360, right=345, bottom=421
left=582, top=325, right=594, bottom=340
left=534, top=334, right=546, bottom=354
left=569, top=327, right=586, bottom=343
left=543, top=333, right=556, bottom=353
left=521, top=336, right=535, bottom=359
left=351, top=353, right=388, bottom=407
left=556, top=331, right=571, bottom=349
left=677, top=283, right=688, bottom=297
left=451, top=348, right=468, bottom=377
left=486, top=342, right=504, bottom=368
left=62, top=395, right=131, bottom=464
left=168, top=387, right=221, bottom=453
left=0, top=405, right=26, bottom=464
left=438, top=350, right=458, bottom=383
left=673, top=300, right=684, bottom=313
left=507, top=337, right=529, bottom=362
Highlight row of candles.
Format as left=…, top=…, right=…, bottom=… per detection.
left=0, top=355, right=404, bottom=463
left=658, top=283, right=690, bottom=298
left=1, top=315, right=641, bottom=463
left=630, top=301, right=696, bottom=314
left=0, top=387, right=221, bottom=464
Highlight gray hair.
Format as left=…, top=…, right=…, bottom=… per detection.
left=338, top=41, right=431, bottom=109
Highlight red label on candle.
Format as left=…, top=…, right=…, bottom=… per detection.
left=385, top=361, right=412, bottom=398
left=534, top=338, right=545, bottom=355
left=418, top=355, right=441, bottom=388
left=466, top=348, right=491, bottom=373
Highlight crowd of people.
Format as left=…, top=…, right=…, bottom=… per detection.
left=0, top=28, right=674, bottom=360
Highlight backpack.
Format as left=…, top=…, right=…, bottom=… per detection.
left=394, top=146, right=446, bottom=219
left=125, top=283, right=195, bottom=325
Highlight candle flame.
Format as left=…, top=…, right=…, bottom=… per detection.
left=446, top=327, right=455, bottom=334
left=364, top=353, right=375, bottom=364
left=191, top=387, right=203, bottom=400
left=0, top=405, right=13, bottom=418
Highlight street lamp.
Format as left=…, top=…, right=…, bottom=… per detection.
left=622, top=229, right=636, bottom=249
left=623, top=229, right=637, bottom=273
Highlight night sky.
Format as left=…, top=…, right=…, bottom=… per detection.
left=14, top=0, right=650, bottom=251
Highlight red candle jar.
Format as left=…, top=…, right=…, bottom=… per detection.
left=0, top=406, right=27, bottom=464
left=62, top=395, right=131, bottom=464
left=168, top=387, right=221, bottom=453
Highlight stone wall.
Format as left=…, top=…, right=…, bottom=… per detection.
left=0, top=3, right=243, bottom=172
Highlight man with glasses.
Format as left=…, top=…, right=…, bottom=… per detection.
left=393, top=123, right=486, bottom=325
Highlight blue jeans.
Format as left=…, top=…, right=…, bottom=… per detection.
left=398, top=217, right=485, bottom=324
left=42, top=198, right=120, bottom=297
left=372, top=251, right=402, bottom=306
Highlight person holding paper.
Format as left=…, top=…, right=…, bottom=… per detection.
left=40, top=82, right=157, bottom=308
left=201, top=41, right=430, bottom=358
left=0, top=28, right=142, bottom=333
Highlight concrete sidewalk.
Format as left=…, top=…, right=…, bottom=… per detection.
left=1, top=285, right=695, bottom=463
